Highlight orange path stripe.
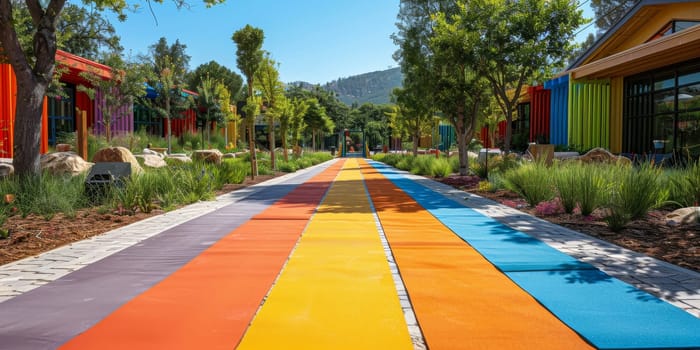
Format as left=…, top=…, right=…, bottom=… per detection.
left=360, top=160, right=594, bottom=350
left=60, top=160, right=344, bottom=350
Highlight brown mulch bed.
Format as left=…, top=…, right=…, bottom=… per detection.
left=0, top=174, right=279, bottom=266
left=437, top=175, right=700, bottom=273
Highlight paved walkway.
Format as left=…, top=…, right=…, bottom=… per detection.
left=0, top=158, right=698, bottom=349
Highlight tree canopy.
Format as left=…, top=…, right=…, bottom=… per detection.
left=0, top=0, right=224, bottom=175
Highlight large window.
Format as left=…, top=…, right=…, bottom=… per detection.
left=47, top=85, right=75, bottom=146
left=648, top=20, right=700, bottom=42
left=623, top=59, right=700, bottom=158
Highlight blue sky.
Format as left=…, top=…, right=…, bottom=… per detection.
left=99, top=0, right=595, bottom=85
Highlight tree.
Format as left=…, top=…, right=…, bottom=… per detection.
left=187, top=60, right=242, bottom=101
left=150, top=37, right=190, bottom=84
left=232, top=24, right=264, bottom=179
left=196, top=76, right=223, bottom=145
left=58, top=4, right=122, bottom=60
left=0, top=0, right=223, bottom=176
left=392, top=0, right=454, bottom=156
left=254, top=53, right=284, bottom=169
left=303, top=98, right=333, bottom=151
left=286, top=97, right=309, bottom=158
left=431, top=7, right=489, bottom=175
left=215, top=81, right=237, bottom=148
left=77, top=53, right=146, bottom=143
left=591, top=0, right=636, bottom=33
left=470, top=0, right=584, bottom=152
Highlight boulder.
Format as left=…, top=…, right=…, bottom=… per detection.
left=40, top=152, right=92, bottom=176
left=577, top=147, right=632, bottom=166
left=165, top=154, right=192, bottom=163
left=143, top=148, right=165, bottom=158
left=92, top=147, right=143, bottom=175
left=665, top=207, right=700, bottom=226
left=0, top=163, right=14, bottom=177
left=192, top=149, right=223, bottom=164
left=136, top=154, right=167, bottom=168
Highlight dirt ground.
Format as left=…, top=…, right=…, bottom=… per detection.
left=0, top=173, right=698, bottom=274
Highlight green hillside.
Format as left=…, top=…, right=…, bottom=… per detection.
left=322, top=67, right=402, bottom=105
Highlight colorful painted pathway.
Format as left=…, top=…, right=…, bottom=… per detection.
left=1, top=158, right=699, bottom=349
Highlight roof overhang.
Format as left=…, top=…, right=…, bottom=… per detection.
left=570, top=24, right=700, bottom=80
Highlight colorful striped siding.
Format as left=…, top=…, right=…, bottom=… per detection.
left=168, top=109, right=197, bottom=137
left=544, top=75, right=569, bottom=146
left=479, top=121, right=507, bottom=148
left=0, top=64, right=49, bottom=156
left=92, top=90, right=134, bottom=137
left=568, top=79, right=611, bottom=150
left=529, top=86, right=551, bottom=143
left=0, top=64, right=16, bottom=157
left=609, top=77, right=624, bottom=153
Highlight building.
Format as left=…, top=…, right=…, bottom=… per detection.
left=0, top=50, right=198, bottom=157
left=483, top=0, right=700, bottom=161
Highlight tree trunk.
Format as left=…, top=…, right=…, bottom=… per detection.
left=281, top=125, right=289, bottom=162
left=503, top=106, right=514, bottom=153
left=457, top=131, right=469, bottom=176
left=412, top=131, right=419, bottom=156
left=312, top=129, right=316, bottom=151
left=166, top=117, right=172, bottom=153
left=248, top=119, right=257, bottom=179
left=2, top=0, right=63, bottom=176
left=13, top=82, right=47, bottom=175
left=268, top=115, right=275, bottom=169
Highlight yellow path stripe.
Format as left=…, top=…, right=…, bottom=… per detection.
left=237, top=158, right=413, bottom=350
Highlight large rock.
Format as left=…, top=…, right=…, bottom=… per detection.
left=136, top=154, right=167, bottom=168
left=165, top=154, right=192, bottom=163
left=40, top=152, right=92, bottom=176
left=192, top=149, right=223, bottom=164
left=92, top=147, right=143, bottom=174
left=577, top=147, right=631, bottom=166
left=665, top=207, right=700, bottom=226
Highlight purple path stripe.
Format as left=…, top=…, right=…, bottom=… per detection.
left=0, top=161, right=335, bottom=350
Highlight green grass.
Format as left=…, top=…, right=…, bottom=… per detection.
left=503, top=162, right=555, bottom=207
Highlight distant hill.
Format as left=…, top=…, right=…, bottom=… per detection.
left=289, top=68, right=403, bottom=106
left=324, top=67, right=403, bottom=105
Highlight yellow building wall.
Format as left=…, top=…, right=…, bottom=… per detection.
left=584, top=3, right=700, bottom=65
left=609, top=77, right=624, bottom=153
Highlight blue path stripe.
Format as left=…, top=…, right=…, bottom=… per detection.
left=370, top=161, right=700, bottom=349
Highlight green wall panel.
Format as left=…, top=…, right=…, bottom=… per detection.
left=568, top=79, right=611, bottom=150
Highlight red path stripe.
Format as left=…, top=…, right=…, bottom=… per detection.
left=59, top=160, right=344, bottom=350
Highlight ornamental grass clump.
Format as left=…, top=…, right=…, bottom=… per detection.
left=666, top=160, right=700, bottom=208
left=604, top=163, right=668, bottom=231
left=429, top=157, right=452, bottom=178
left=552, top=162, right=606, bottom=215
left=503, top=161, right=555, bottom=207
left=552, top=162, right=579, bottom=214
left=0, top=173, right=88, bottom=220
left=410, top=156, right=434, bottom=175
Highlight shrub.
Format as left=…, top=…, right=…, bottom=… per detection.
left=666, top=160, right=700, bottom=207
left=603, top=163, right=668, bottom=230
left=396, top=156, right=415, bottom=172
left=553, top=162, right=579, bottom=214
left=575, top=164, right=608, bottom=216
left=429, top=157, right=452, bottom=177
left=503, top=162, right=555, bottom=207
left=0, top=173, right=88, bottom=219
left=410, top=156, right=433, bottom=175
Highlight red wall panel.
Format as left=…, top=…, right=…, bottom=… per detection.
left=528, top=85, right=551, bottom=143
